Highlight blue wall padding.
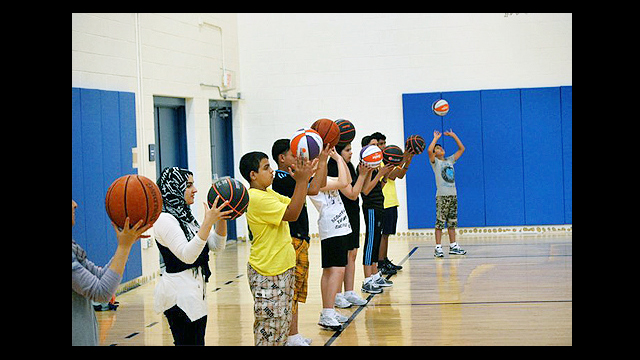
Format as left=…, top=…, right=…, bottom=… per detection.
left=480, top=89, right=526, bottom=226
left=521, top=87, right=564, bottom=225
left=402, top=86, right=571, bottom=229
left=561, top=86, right=572, bottom=224
left=72, top=87, right=140, bottom=283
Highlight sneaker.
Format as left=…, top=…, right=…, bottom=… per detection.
left=334, top=293, right=352, bottom=308
left=343, top=291, right=368, bottom=306
left=434, top=247, right=444, bottom=257
left=361, top=279, right=383, bottom=294
left=374, top=276, right=393, bottom=287
left=286, top=334, right=310, bottom=346
left=379, top=259, right=397, bottom=275
left=333, top=309, right=349, bottom=323
left=385, top=257, right=403, bottom=271
left=318, top=311, right=343, bottom=331
left=449, top=244, right=467, bottom=255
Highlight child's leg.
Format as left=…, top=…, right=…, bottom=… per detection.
left=321, top=267, right=346, bottom=308
left=344, top=248, right=357, bottom=291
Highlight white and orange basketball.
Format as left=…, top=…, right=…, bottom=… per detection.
left=432, top=99, right=449, bottom=116
left=290, top=127, right=323, bottom=160
left=360, top=144, right=383, bottom=167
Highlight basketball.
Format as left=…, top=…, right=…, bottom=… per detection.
left=105, top=174, right=163, bottom=229
left=382, top=145, right=404, bottom=165
left=360, top=144, right=383, bottom=167
left=311, top=118, right=341, bottom=148
left=290, top=127, right=324, bottom=160
left=207, top=177, right=249, bottom=220
left=405, top=134, right=426, bottom=155
left=335, top=119, right=356, bottom=145
left=432, top=99, right=449, bottom=116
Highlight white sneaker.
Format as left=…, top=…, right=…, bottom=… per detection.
left=318, top=311, right=342, bottom=331
left=334, top=293, right=352, bottom=308
left=286, top=334, right=310, bottom=346
left=343, top=291, right=368, bottom=306
left=333, top=309, right=349, bottom=323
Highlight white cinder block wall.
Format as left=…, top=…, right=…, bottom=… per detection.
left=236, top=13, right=572, bottom=238
left=73, top=13, right=571, bottom=279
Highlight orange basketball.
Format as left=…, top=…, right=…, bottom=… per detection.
left=311, top=118, right=341, bottom=148
left=105, top=174, right=163, bottom=229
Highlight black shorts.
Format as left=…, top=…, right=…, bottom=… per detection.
left=382, top=206, right=398, bottom=235
left=362, top=207, right=383, bottom=265
left=321, top=234, right=348, bottom=268
left=344, top=207, right=360, bottom=250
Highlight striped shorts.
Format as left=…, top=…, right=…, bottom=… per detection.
left=362, top=208, right=383, bottom=265
left=247, top=263, right=294, bottom=346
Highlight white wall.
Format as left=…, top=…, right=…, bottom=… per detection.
left=236, top=13, right=572, bottom=236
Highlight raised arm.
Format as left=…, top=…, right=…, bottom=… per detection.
left=444, top=129, right=465, bottom=161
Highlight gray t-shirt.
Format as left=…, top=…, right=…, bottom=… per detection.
left=430, top=155, right=457, bottom=196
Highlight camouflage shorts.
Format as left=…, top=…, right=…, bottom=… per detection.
left=435, top=195, right=458, bottom=230
left=247, top=263, right=294, bottom=346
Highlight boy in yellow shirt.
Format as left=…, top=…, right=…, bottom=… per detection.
left=239, top=151, right=317, bottom=346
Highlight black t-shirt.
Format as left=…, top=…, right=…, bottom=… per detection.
left=271, top=169, right=310, bottom=242
left=360, top=168, right=384, bottom=210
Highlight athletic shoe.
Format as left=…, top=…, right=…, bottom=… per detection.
left=343, top=291, right=368, bottom=306
left=374, top=276, right=393, bottom=287
left=449, top=244, right=467, bottom=255
left=434, top=247, right=444, bottom=258
left=286, top=334, right=310, bottom=346
left=334, top=293, right=352, bottom=308
left=361, top=279, right=383, bottom=294
left=333, top=309, right=349, bottom=323
left=379, top=259, right=397, bottom=275
left=318, top=311, right=343, bottom=331
left=384, top=257, right=403, bottom=271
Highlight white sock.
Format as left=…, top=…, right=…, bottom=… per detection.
left=344, top=290, right=356, bottom=297
left=364, top=276, right=373, bottom=284
left=450, top=242, right=457, bottom=248
left=372, top=272, right=380, bottom=281
left=435, top=244, right=442, bottom=249
left=322, top=308, right=334, bottom=317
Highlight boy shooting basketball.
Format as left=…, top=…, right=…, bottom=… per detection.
left=427, top=129, right=467, bottom=257
left=239, top=151, right=317, bottom=346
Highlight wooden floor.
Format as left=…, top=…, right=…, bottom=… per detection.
left=95, top=233, right=572, bottom=346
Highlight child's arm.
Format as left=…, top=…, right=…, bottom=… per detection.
left=361, top=163, right=394, bottom=195
left=444, top=129, right=465, bottom=160
left=340, top=161, right=372, bottom=200
left=319, top=148, right=348, bottom=192
left=282, top=156, right=317, bottom=222
left=387, top=151, right=414, bottom=180
left=308, top=144, right=331, bottom=196
left=427, top=130, right=441, bottom=164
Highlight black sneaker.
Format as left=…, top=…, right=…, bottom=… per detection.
left=385, top=257, right=403, bottom=271
left=379, top=259, right=397, bottom=275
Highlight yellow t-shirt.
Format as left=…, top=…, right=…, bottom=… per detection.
left=382, top=178, right=399, bottom=208
left=246, top=187, right=296, bottom=276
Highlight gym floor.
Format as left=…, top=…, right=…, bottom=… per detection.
left=96, top=233, right=572, bottom=346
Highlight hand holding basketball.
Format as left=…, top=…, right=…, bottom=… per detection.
left=290, top=155, right=317, bottom=183
left=111, top=217, right=152, bottom=249
left=202, top=195, right=233, bottom=225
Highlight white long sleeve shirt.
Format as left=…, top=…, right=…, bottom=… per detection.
left=152, top=212, right=226, bottom=321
